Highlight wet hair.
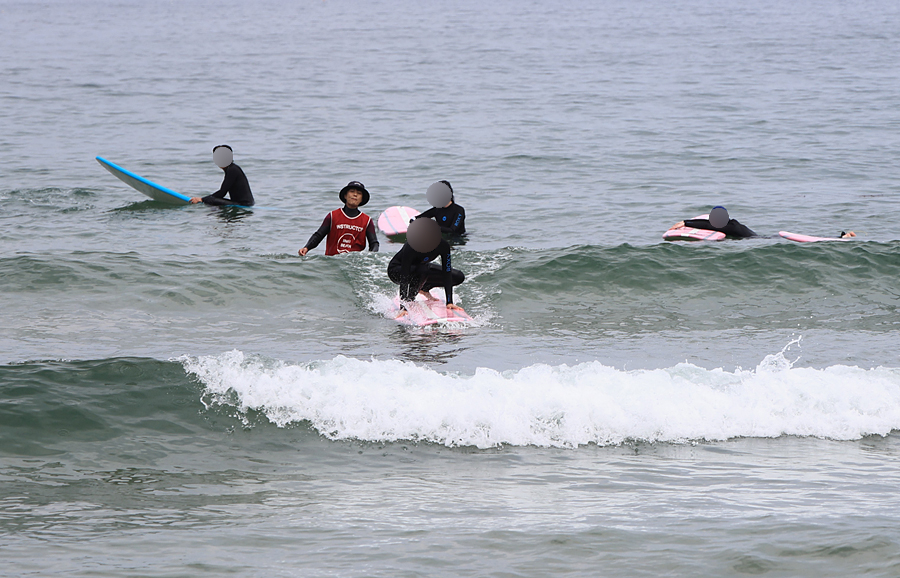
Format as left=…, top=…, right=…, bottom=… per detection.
left=440, top=180, right=454, bottom=202
left=212, top=144, right=233, bottom=153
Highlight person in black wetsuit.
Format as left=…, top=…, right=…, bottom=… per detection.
left=669, top=206, right=757, bottom=238
left=189, top=145, right=254, bottom=206
left=388, top=218, right=465, bottom=317
left=414, top=180, right=466, bottom=238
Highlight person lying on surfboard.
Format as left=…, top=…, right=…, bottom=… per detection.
left=840, top=231, right=857, bottom=238
left=669, top=206, right=757, bottom=238
left=190, top=145, right=254, bottom=206
left=413, top=180, right=467, bottom=239
left=298, top=181, right=379, bottom=256
left=388, top=218, right=465, bottom=318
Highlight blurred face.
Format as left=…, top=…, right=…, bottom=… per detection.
left=344, top=189, right=363, bottom=208
left=213, top=146, right=232, bottom=168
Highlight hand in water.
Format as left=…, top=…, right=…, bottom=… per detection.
left=190, top=197, right=203, bottom=204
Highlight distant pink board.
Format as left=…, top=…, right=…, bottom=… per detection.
left=378, top=206, right=420, bottom=237
left=779, top=231, right=849, bottom=243
left=391, top=290, right=473, bottom=327
left=663, top=227, right=726, bottom=242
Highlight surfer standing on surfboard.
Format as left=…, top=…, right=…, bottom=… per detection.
left=389, top=218, right=465, bottom=317
left=669, top=206, right=757, bottom=238
left=414, top=181, right=467, bottom=239
left=298, top=181, right=379, bottom=256
left=190, top=145, right=254, bottom=206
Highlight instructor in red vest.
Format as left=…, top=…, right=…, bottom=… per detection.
left=299, top=181, right=380, bottom=256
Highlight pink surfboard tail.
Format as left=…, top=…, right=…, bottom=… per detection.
left=391, top=290, right=474, bottom=327
left=779, top=231, right=849, bottom=243
left=378, top=206, right=421, bottom=236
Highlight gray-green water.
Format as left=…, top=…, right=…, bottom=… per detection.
left=2, top=0, right=900, bottom=575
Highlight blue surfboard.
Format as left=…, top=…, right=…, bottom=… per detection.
left=96, top=156, right=191, bottom=205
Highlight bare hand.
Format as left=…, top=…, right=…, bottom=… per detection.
left=669, top=221, right=685, bottom=230
left=446, top=303, right=463, bottom=311
left=298, top=247, right=309, bottom=256
left=396, top=308, right=408, bottom=319
left=190, top=197, right=203, bottom=204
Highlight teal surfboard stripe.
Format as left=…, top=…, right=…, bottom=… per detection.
left=96, top=156, right=191, bottom=204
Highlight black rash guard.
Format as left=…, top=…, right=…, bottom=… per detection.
left=202, top=163, right=254, bottom=206
left=684, top=218, right=757, bottom=238
left=303, top=207, right=380, bottom=252
left=416, top=203, right=466, bottom=236
left=387, top=239, right=464, bottom=305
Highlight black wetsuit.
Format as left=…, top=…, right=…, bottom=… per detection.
left=202, top=163, right=254, bottom=206
left=388, top=239, right=464, bottom=304
left=416, top=203, right=466, bottom=236
left=684, top=218, right=757, bottom=238
left=303, top=207, right=380, bottom=252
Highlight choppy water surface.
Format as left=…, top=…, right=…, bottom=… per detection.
left=2, top=0, right=900, bottom=576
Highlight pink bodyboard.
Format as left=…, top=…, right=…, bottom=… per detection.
left=378, top=206, right=420, bottom=237
left=391, top=291, right=473, bottom=327
left=663, top=227, right=726, bottom=242
left=779, top=231, right=849, bottom=243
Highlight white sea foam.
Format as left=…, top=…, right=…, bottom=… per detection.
left=181, top=347, right=900, bottom=448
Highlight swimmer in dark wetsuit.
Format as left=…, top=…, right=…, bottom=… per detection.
left=414, top=180, right=466, bottom=238
left=669, top=206, right=757, bottom=238
left=189, top=145, right=254, bottom=206
left=388, top=218, right=465, bottom=317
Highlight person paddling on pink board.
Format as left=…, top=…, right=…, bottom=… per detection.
left=299, top=181, right=379, bottom=256
left=388, top=217, right=465, bottom=318
left=190, top=145, right=254, bottom=206
left=669, top=206, right=757, bottom=238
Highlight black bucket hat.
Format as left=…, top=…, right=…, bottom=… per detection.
left=339, top=181, right=370, bottom=206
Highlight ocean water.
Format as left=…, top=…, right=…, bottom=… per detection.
left=2, top=0, right=900, bottom=576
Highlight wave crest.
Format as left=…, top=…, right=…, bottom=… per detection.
left=181, top=347, right=900, bottom=448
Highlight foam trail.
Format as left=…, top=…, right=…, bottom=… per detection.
left=181, top=349, right=900, bottom=448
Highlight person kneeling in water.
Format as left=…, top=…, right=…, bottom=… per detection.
left=190, top=145, right=254, bottom=206
left=388, top=217, right=465, bottom=318
left=299, top=181, right=379, bottom=256
left=669, top=205, right=757, bottom=238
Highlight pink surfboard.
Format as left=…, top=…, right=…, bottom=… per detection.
left=378, top=206, right=420, bottom=238
left=779, top=231, right=850, bottom=243
left=663, top=227, right=726, bottom=242
left=391, top=290, right=473, bottom=327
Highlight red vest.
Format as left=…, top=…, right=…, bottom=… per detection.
left=325, top=209, right=371, bottom=256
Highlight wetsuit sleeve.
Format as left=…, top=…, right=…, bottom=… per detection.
left=210, top=167, right=238, bottom=199
left=415, top=208, right=437, bottom=222
left=366, top=220, right=379, bottom=252
left=399, top=249, right=415, bottom=302
left=683, top=218, right=712, bottom=230
left=445, top=206, right=465, bottom=236
left=304, top=214, right=332, bottom=250
left=441, top=243, right=453, bottom=305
